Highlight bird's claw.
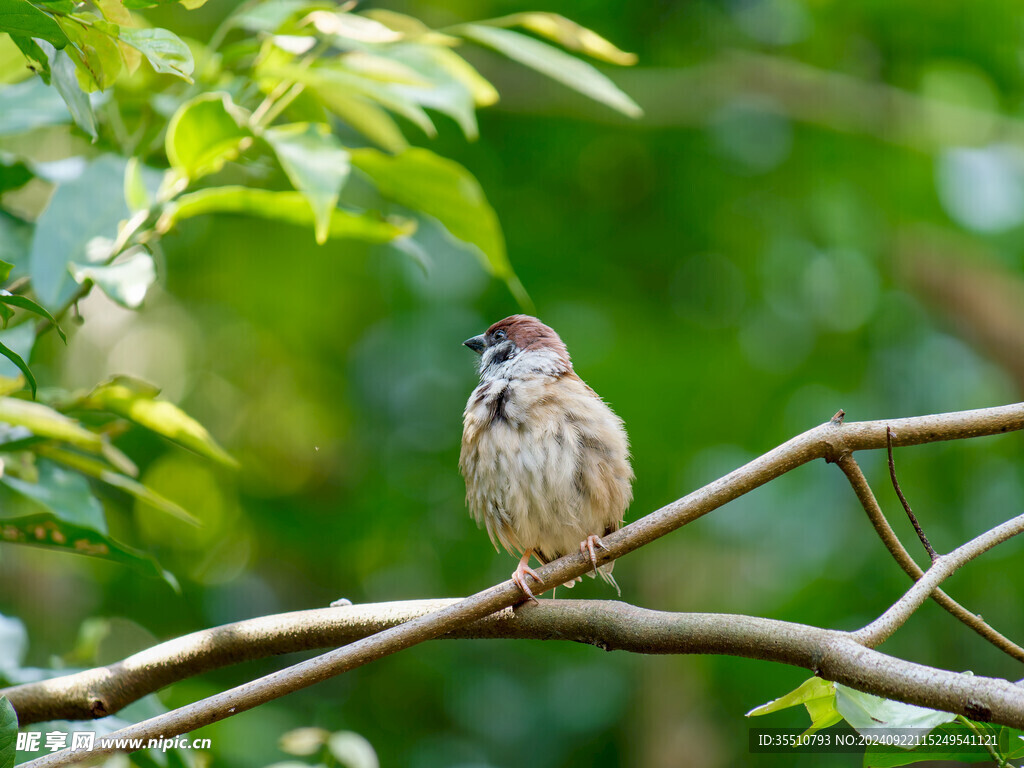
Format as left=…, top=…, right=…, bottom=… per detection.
left=512, top=560, right=542, bottom=604
left=580, top=534, right=608, bottom=574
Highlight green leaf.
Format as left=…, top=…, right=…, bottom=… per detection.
left=456, top=24, right=642, bottom=118
left=231, top=0, right=317, bottom=32
left=0, top=261, right=11, bottom=284
left=264, top=122, right=351, bottom=244
left=480, top=13, right=638, bottom=66
left=61, top=17, right=123, bottom=91
left=80, top=376, right=238, bottom=468
left=0, top=695, right=15, bottom=768
left=0, top=76, right=72, bottom=135
left=0, top=324, right=33, bottom=390
left=118, top=26, right=194, bottom=82
left=272, top=62, right=437, bottom=139
left=834, top=684, right=956, bottom=734
left=160, top=186, right=415, bottom=243
left=0, top=0, right=68, bottom=48
left=0, top=396, right=103, bottom=448
left=0, top=459, right=106, bottom=533
left=124, top=156, right=150, bottom=211
left=0, top=291, right=66, bottom=342
left=165, top=92, right=252, bottom=181
left=327, top=731, right=379, bottom=768
left=0, top=511, right=178, bottom=586
left=70, top=245, right=155, bottom=308
left=0, top=338, right=32, bottom=396
left=863, top=721, right=1003, bottom=766
left=747, top=677, right=843, bottom=736
left=350, top=147, right=529, bottom=304
left=39, top=444, right=199, bottom=526
left=40, top=40, right=96, bottom=139
left=315, top=87, right=408, bottom=153
left=372, top=44, right=480, bottom=139
left=29, top=154, right=130, bottom=309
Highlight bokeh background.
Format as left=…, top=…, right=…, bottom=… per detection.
left=5, top=0, right=1024, bottom=766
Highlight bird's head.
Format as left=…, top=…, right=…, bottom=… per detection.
left=463, top=315, right=571, bottom=377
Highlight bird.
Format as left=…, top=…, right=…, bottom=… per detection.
left=459, top=315, right=633, bottom=603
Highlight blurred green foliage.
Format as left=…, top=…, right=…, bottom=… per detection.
left=3, top=0, right=1024, bottom=767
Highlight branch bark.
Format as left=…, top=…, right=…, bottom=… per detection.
left=835, top=453, right=1024, bottom=660
left=12, top=403, right=1024, bottom=766
left=8, top=601, right=1024, bottom=733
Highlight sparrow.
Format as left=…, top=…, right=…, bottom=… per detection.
left=459, top=315, right=634, bottom=602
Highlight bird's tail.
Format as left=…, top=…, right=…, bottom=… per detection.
left=596, top=562, right=620, bottom=596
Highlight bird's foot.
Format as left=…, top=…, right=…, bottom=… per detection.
left=511, top=552, right=542, bottom=604
left=580, top=534, right=610, bottom=575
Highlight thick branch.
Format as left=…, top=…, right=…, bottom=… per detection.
left=834, top=454, right=1024, bottom=660
left=855, top=511, right=1024, bottom=646
left=7, top=601, right=1024, bottom=732
left=15, top=403, right=1024, bottom=766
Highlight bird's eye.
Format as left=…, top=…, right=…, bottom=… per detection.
left=493, top=329, right=507, bottom=342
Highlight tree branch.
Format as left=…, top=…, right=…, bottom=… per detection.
left=834, top=453, right=1024, bottom=660
left=8, top=601, right=1024, bottom=736
left=854, top=510, right=1024, bottom=646
left=13, top=403, right=1024, bottom=766
left=887, top=426, right=938, bottom=561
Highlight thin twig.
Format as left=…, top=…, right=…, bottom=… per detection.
left=887, top=426, right=938, bottom=561
left=7, top=601, right=1024, bottom=734
left=853, top=511, right=1024, bottom=646
left=17, top=403, right=1024, bottom=766
left=835, top=454, right=1024, bottom=661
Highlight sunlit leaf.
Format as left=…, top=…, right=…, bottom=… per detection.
left=0, top=396, right=103, bottom=449
left=0, top=695, right=15, bottom=768
left=61, top=17, right=123, bottom=91
left=315, top=87, right=408, bottom=153
left=746, top=676, right=843, bottom=736
left=232, top=0, right=321, bottom=33
left=1, top=459, right=106, bottom=533
left=124, top=157, right=150, bottom=211
left=165, top=92, right=252, bottom=181
left=118, top=26, right=194, bottom=82
left=327, top=731, right=379, bottom=768
left=39, top=40, right=96, bottom=139
left=360, top=9, right=460, bottom=46
left=0, top=291, right=66, bottom=342
left=307, top=10, right=402, bottom=43
left=376, top=44, right=485, bottom=139
left=480, top=13, right=638, bottom=66
left=264, top=122, right=351, bottom=244
left=70, top=245, right=155, bottom=308
left=0, top=0, right=68, bottom=48
left=456, top=24, right=642, bottom=118
left=834, top=684, right=956, bottom=734
left=94, top=0, right=140, bottom=74
left=39, top=444, right=199, bottom=526
left=0, top=511, right=178, bottom=586
left=79, top=376, right=238, bottom=468
left=351, top=147, right=528, bottom=304
left=160, top=186, right=415, bottom=243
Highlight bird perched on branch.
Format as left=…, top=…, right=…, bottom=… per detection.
left=460, top=315, right=633, bottom=602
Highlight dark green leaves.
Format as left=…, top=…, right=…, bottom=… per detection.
left=0, top=291, right=66, bottom=341
left=0, top=459, right=106, bottom=533
left=0, top=0, right=69, bottom=48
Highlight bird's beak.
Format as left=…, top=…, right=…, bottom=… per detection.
left=463, top=334, right=486, bottom=354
